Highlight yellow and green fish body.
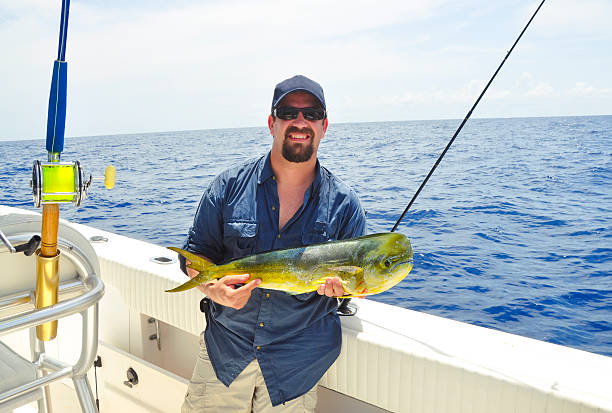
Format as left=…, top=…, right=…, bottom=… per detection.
left=166, top=232, right=413, bottom=297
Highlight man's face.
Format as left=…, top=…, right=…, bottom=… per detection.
left=268, top=91, right=328, bottom=163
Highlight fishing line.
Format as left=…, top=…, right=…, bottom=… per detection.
left=391, top=0, right=546, bottom=233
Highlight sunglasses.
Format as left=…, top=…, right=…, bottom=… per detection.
left=273, top=106, right=327, bottom=121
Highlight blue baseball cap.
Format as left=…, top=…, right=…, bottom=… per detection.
left=271, top=75, right=326, bottom=111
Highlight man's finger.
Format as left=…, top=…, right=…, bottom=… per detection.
left=324, top=279, right=334, bottom=297
left=332, top=277, right=345, bottom=296
left=239, top=278, right=261, bottom=292
left=186, top=266, right=199, bottom=279
left=221, top=274, right=251, bottom=285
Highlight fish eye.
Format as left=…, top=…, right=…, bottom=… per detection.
left=383, top=258, right=393, bottom=268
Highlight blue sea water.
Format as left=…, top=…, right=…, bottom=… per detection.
left=1, top=115, right=611, bottom=357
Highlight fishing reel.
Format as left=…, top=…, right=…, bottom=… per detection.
left=31, top=159, right=115, bottom=207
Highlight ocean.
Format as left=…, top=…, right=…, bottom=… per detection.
left=1, top=115, right=611, bottom=357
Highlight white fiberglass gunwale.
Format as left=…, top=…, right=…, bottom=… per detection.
left=1, top=205, right=611, bottom=413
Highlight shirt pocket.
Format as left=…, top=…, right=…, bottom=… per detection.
left=223, top=221, right=258, bottom=258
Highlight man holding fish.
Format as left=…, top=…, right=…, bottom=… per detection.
left=181, top=75, right=366, bottom=412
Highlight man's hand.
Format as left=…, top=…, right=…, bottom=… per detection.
left=202, top=275, right=261, bottom=310
left=316, top=277, right=345, bottom=297
left=186, top=260, right=260, bottom=309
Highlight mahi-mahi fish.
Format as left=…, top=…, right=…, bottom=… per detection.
left=166, top=232, right=413, bottom=297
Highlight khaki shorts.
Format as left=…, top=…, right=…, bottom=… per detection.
left=182, top=335, right=317, bottom=413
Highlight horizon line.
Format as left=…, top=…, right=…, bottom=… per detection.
left=1, top=113, right=610, bottom=143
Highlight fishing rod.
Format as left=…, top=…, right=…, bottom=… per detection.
left=34, top=0, right=73, bottom=343
left=27, top=0, right=115, bottom=342
left=391, top=0, right=546, bottom=233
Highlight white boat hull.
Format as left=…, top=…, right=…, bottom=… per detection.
left=1, top=205, right=611, bottom=412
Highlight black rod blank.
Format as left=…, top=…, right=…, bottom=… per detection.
left=391, top=0, right=546, bottom=233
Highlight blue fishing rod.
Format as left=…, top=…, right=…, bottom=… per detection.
left=32, top=0, right=72, bottom=346
left=391, top=0, right=546, bottom=233
left=23, top=0, right=116, bottom=409
left=29, top=0, right=115, bottom=339
left=46, top=0, right=70, bottom=156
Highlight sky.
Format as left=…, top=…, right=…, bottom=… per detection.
left=0, top=0, right=611, bottom=141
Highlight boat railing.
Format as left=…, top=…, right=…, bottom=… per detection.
left=0, top=215, right=104, bottom=413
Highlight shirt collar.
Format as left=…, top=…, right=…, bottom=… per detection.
left=257, top=152, right=275, bottom=184
left=257, top=152, right=323, bottom=199
left=310, top=160, right=323, bottom=199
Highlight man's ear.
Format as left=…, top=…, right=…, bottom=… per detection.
left=268, top=114, right=275, bottom=135
left=323, top=117, right=329, bottom=134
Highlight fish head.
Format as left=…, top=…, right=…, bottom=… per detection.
left=361, top=233, right=413, bottom=295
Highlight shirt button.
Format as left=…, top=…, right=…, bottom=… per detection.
left=256, top=346, right=261, bottom=350
left=266, top=293, right=270, bottom=299
left=259, top=322, right=264, bottom=327
left=272, top=176, right=276, bottom=180
left=271, top=205, right=276, bottom=211
left=277, top=234, right=281, bottom=239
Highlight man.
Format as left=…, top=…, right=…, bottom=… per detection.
left=181, top=75, right=366, bottom=412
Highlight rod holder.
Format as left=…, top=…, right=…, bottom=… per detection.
left=35, top=249, right=60, bottom=341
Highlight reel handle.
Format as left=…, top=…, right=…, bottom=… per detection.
left=90, top=165, right=116, bottom=189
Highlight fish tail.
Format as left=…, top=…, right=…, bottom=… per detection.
left=167, top=247, right=214, bottom=272
left=166, top=247, right=214, bottom=293
left=165, top=274, right=207, bottom=293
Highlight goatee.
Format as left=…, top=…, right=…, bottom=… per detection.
left=282, top=126, right=315, bottom=163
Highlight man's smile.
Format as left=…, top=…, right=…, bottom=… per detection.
left=285, top=126, right=314, bottom=142
left=288, top=132, right=310, bottom=141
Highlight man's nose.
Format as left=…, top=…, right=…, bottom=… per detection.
left=294, top=110, right=308, bottom=124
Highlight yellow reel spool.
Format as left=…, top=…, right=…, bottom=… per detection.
left=31, top=160, right=83, bottom=207
left=42, top=163, right=77, bottom=202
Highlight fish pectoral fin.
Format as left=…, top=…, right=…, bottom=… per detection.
left=340, top=287, right=369, bottom=298
left=330, top=266, right=363, bottom=275
left=310, top=265, right=363, bottom=288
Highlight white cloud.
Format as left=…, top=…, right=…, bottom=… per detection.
left=388, top=77, right=612, bottom=106
left=523, top=0, right=612, bottom=36
left=525, top=82, right=557, bottom=98
left=515, top=72, right=534, bottom=88
left=568, top=82, right=612, bottom=97
left=1, top=0, right=450, bottom=138
left=1, top=0, right=611, bottom=140
left=385, top=79, right=513, bottom=105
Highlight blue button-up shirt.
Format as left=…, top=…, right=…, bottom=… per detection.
left=184, top=152, right=366, bottom=406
